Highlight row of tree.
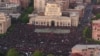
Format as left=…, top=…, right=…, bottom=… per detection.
left=18, top=0, right=33, bottom=23
left=0, top=49, right=84, bottom=56
left=6, top=48, right=54, bottom=56
left=83, top=27, right=91, bottom=38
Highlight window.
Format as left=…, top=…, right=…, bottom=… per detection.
left=35, top=22, right=38, bottom=24
left=97, top=34, right=100, bottom=37
left=91, top=51, right=94, bottom=53
left=0, top=18, right=4, bottom=20
left=57, top=22, right=59, bottom=25
left=90, top=54, right=94, bottom=56
left=97, top=29, right=100, bottom=31
left=43, top=22, right=46, bottom=24
left=32, top=21, right=34, bottom=24
left=68, top=23, right=70, bottom=26
left=98, top=38, right=100, bottom=40
left=94, top=27, right=96, bottom=30
left=0, top=24, right=2, bottom=27
left=60, top=22, right=62, bottom=25
left=41, top=22, right=43, bottom=24
left=47, top=22, right=49, bottom=26
left=82, top=49, right=87, bottom=51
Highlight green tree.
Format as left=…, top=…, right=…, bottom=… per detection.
left=83, top=27, right=91, bottom=38
left=18, top=0, right=33, bottom=23
left=7, top=48, right=20, bottom=56
left=32, top=50, right=43, bottom=56
left=27, top=7, right=33, bottom=13
left=21, top=14, right=29, bottom=23
left=0, top=51, right=4, bottom=56
left=96, top=14, right=100, bottom=19
left=47, top=54, right=54, bottom=56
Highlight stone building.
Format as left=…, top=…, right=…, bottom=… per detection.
left=34, top=0, right=70, bottom=12
left=9, top=0, right=20, bottom=5
left=0, top=3, right=20, bottom=13
left=0, top=3, right=21, bottom=18
left=9, top=0, right=30, bottom=9
left=92, top=19, right=100, bottom=40
left=34, top=0, right=46, bottom=12
left=20, top=0, right=30, bottom=9
left=64, top=4, right=85, bottom=18
left=0, top=13, right=11, bottom=34
left=55, top=0, right=69, bottom=11
left=72, top=44, right=100, bottom=56
left=28, top=2, right=79, bottom=27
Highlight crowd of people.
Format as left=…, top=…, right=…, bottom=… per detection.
left=0, top=23, right=86, bottom=56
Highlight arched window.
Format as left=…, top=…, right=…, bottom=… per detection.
left=51, top=21, right=55, bottom=27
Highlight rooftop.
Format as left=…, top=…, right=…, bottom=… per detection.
left=72, top=44, right=100, bottom=50
left=93, top=19, right=100, bottom=23
left=0, top=3, right=19, bottom=9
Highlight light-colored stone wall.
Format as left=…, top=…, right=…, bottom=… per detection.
left=34, top=0, right=70, bottom=12
left=0, top=13, right=11, bottom=34
left=9, top=0, right=20, bottom=5
left=34, top=0, right=46, bottom=12
left=29, top=16, right=71, bottom=27
left=29, top=2, right=79, bottom=27
left=70, top=12, right=79, bottom=27
left=45, top=3, right=62, bottom=16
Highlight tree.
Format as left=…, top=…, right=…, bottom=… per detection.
left=6, top=48, right=20, bottom=56
left=0, top=51, right=4, bottom=56
left=18, top=0, right=33, bottom=23
left=83, top=27, right=91, bottom=38
left=96, top=14, right=100, bottom=19
left=71, top=53, right=82, bottom=56
left=21, top=14, right=29, bottom=23
left=47, top=54, right=54, bottom=56
left=31, top=50, right=43, bottom=56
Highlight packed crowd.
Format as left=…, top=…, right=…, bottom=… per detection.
left=0, top=23, right=86, bottom=56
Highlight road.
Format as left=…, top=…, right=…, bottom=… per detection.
left=79, top=4, right=93, bottom=29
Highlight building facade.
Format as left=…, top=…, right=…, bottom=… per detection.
left=34, top=0, right=46, bottom=12
left=9, top=0, right=30, bottom=9
left=20, top=0, right=30, bottom=9
left=92, top=19, right=100, bottom=40
left=29, top=2, right=79, bottom=27
left=72, top=44, right=100, bottom=56
left=0, top=3, right=20, bottom=13
left=55, top=0, right=69, bottom=11
left=65, top=5, right=85, bottom=18
left=0, top=13, right=11, bottom=34
left=34, top=0, right=70, bottom=12
left=0, top=3, right=21, bottom=18
left=9, top=0, right=20, bottom=5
